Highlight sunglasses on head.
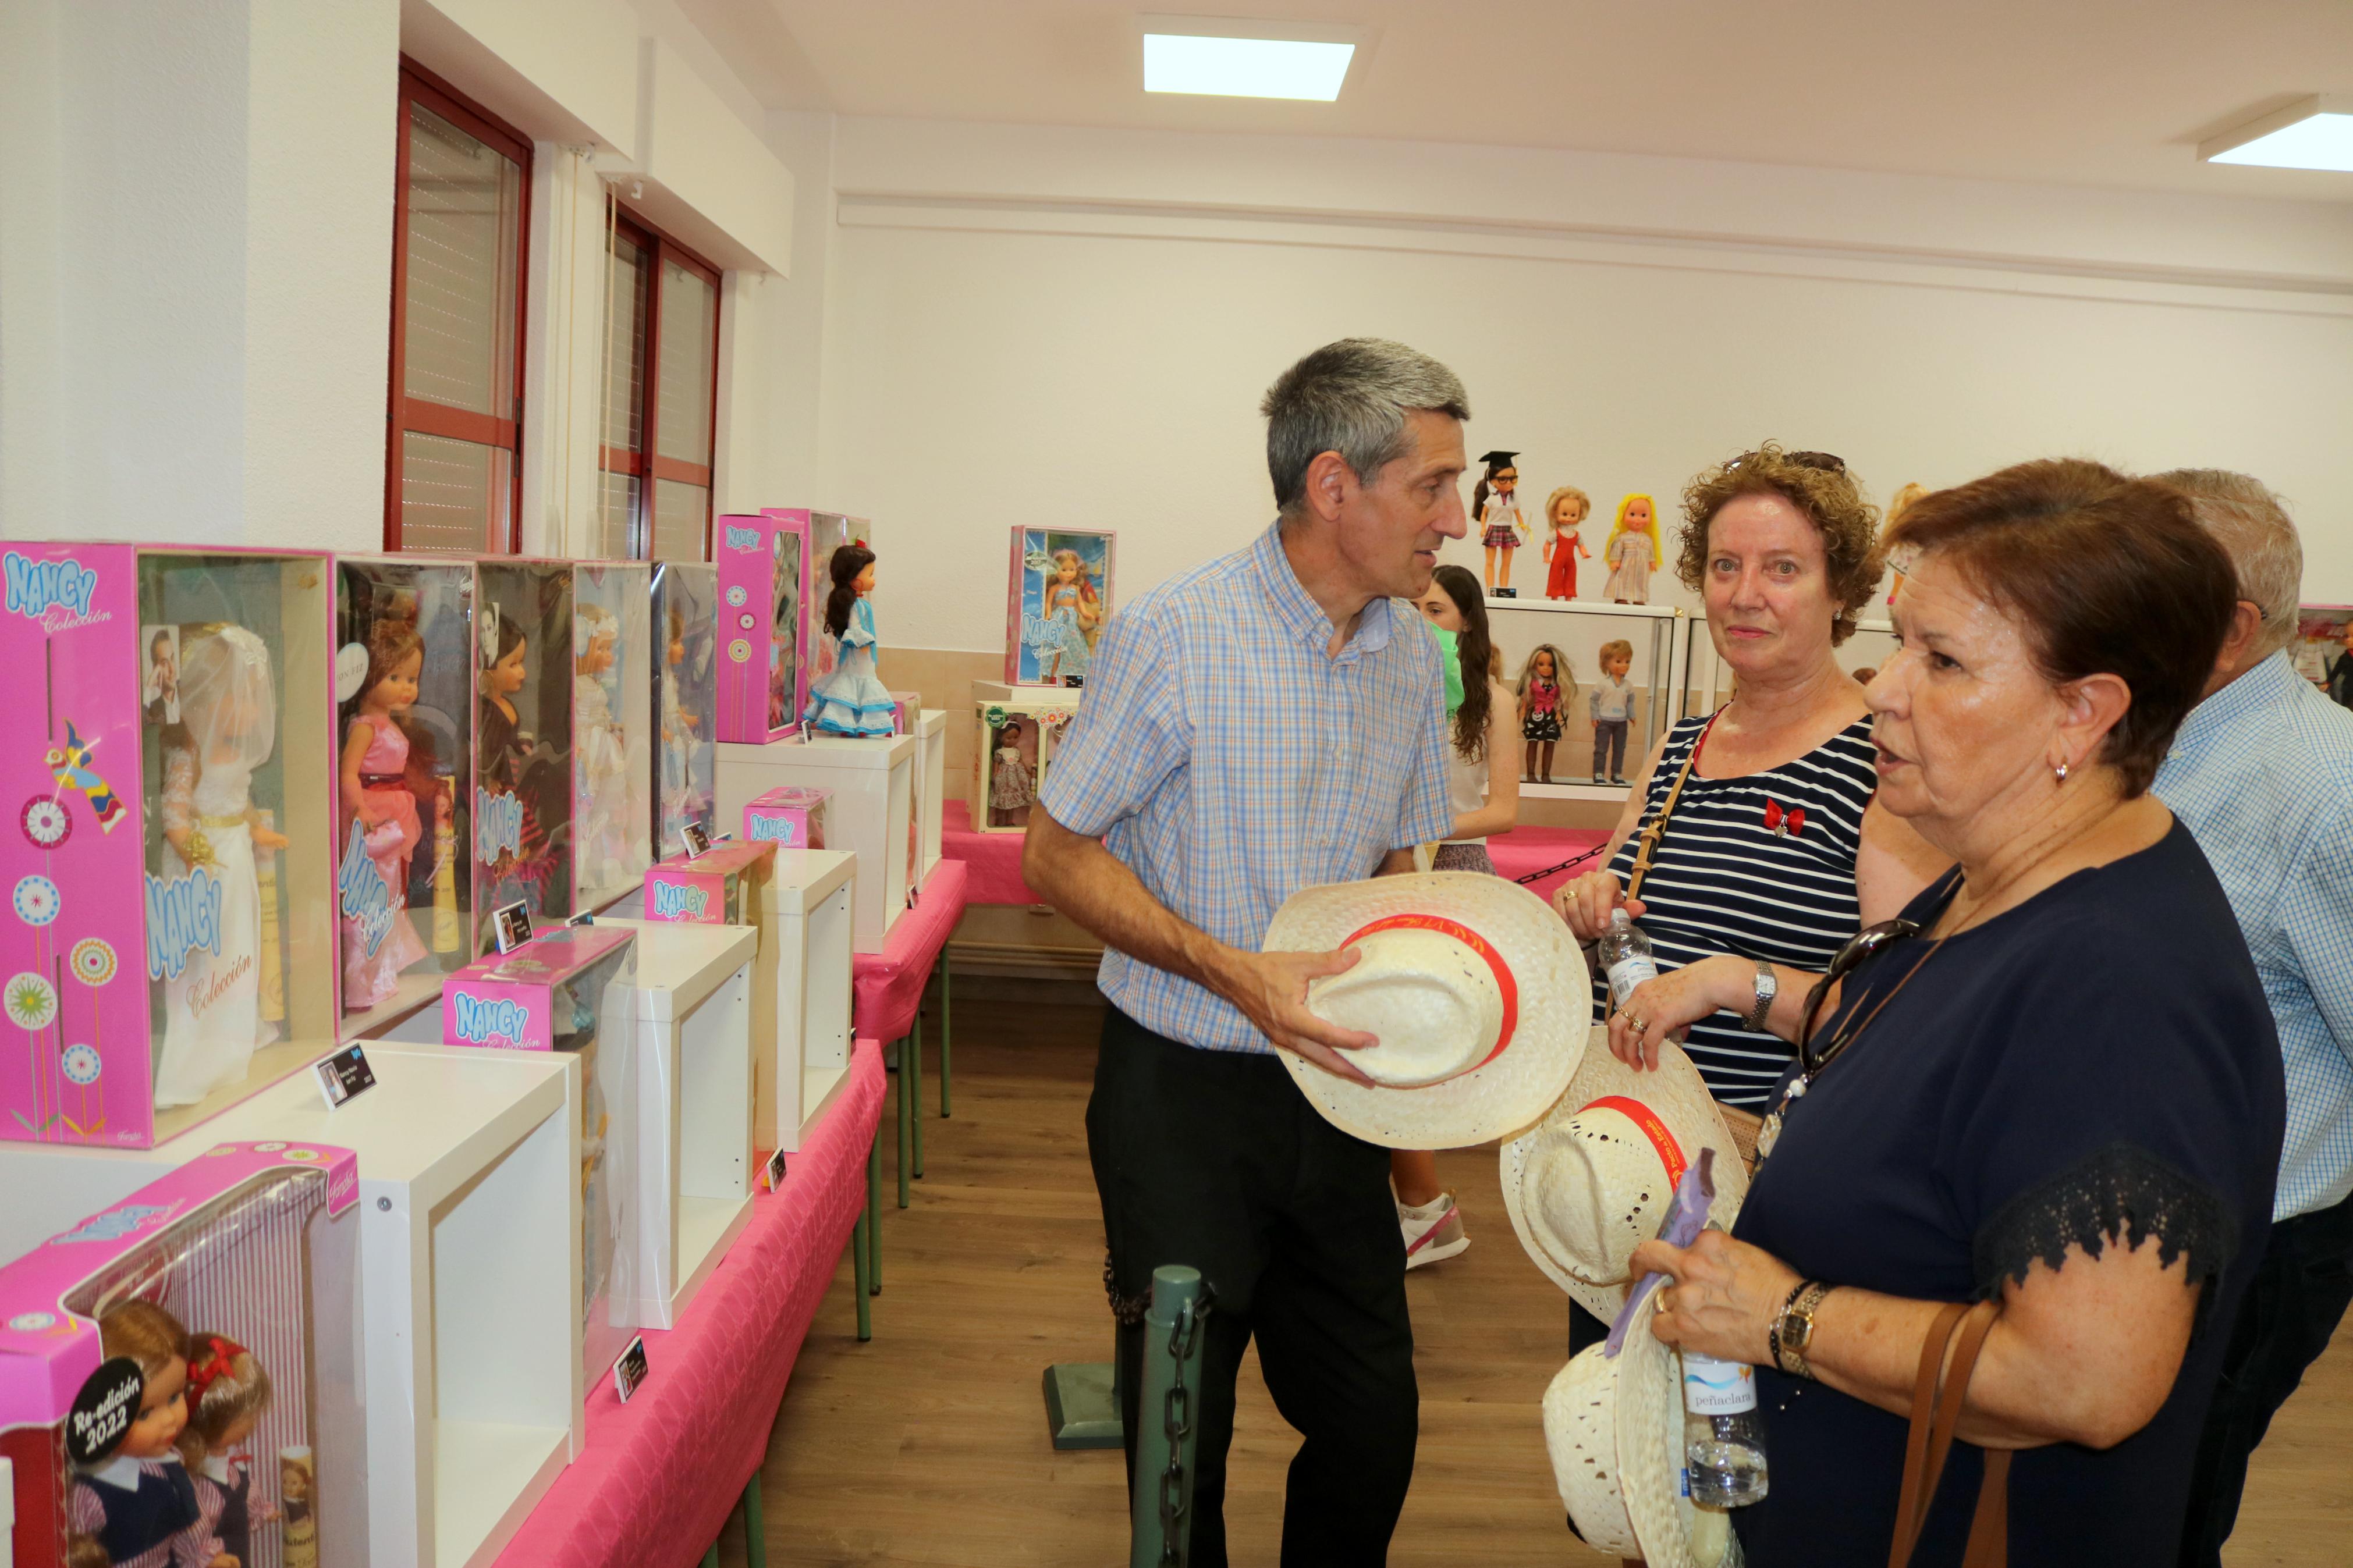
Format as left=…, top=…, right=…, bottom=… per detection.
left=1795, top=916, right=1922, bottom=1072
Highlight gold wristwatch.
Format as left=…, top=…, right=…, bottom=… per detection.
left=1771, top=1279, right=1833, bottom=1379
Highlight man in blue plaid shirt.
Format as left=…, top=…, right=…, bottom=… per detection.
left=2153, top=471, right=2353, bottom=1567
left=1026, top=339, right=1468, bottom=1565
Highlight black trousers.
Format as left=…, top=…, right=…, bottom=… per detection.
left=2178, top=1188, right=2353, bottom=1567
left=1087, top=1005, right=1418, bottom=1568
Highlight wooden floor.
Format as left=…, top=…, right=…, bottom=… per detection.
left=725, top=992, right=2353, bottom=1566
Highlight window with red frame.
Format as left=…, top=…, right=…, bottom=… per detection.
left=598, top=213, right=721, bottom=561
left=385, top=61, right=530, bottom=554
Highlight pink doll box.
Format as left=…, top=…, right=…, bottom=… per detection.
left=474, top=560, right=577, bottom=950
left=971, top=702, right=1065, bottom=835
left=571, top=561, right=656, bottom=916
left=1, top=543, right=339, bottom=1151
left=442, top=925, right=637, bottom=1053
left=889, top=691, right=920, bottom=737
left=715, top=514, right=810, bottom=745
left=0, top=1140, right=365, bottom=1568
left=785, top=510, right=875, bottom=716
left=331, top=556, right=480, bottom=1039
left=1005, top=527, right=1115, bottom=687
left=743, top=785, right=831, bottom=851
left=643, top=840, right=772, bottom=925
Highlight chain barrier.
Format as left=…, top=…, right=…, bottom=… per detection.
left=1511, top=842, right=1607, bottom=890
left=1156, top=1285, right=1213, bottom=1566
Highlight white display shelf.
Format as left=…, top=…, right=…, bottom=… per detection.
left=599, top=919, right=759, bottom=1329
left=914, top=707, right=948, bottom=884
left=1520, top=779, right=1634, bottom=803
left=719, top=733, right=915, bottom=953
left=772, top=850, right=857, bottom=1151
left=0, top=1043, right=585, bottom=1568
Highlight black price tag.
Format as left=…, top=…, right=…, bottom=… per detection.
left=492, top=900, right=533, bottom=954
left=66, top=1357, right=145, bottom=1466
left=681, top=820, right=711, bottom=858
left=762, top=1147, right=787, bottom=1192
left=315, top=1044, right=377, bottom=1110
left=612, top=1336, right=650, bottom=1403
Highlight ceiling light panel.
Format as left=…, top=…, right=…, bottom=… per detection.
left=1140, top=16, right=1361, bottom=102
left=2200, top=95, right=2353, bottom=172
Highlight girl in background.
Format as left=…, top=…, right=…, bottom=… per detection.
left=1517, top=643, right=1574, bottom=783
left=1393, top=563, right=1521, bottom=1267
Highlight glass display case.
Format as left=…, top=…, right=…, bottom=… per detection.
left=473, top=561, right=574, bottom=948
left=0, top=543, right=338, bottom=1149
left=650, top=561, right=718, bottom=860
left=570, top=563, right=654, bottom=913
left=0, top=1140, right=367, bottom=1568
left=333, top=557, right=477, bottom=1034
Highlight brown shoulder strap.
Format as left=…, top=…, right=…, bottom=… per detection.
left=1623, top=714, right=1717, bottom=901
left=1889, top=1299, right=2008, bottom=1568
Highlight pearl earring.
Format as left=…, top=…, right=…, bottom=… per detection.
left=2054, top=760, right=2070, bottom=783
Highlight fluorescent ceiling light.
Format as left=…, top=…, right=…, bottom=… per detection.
left=2200, top=95, right=2353, bottom=172
left=1141, top=17, right=1357, bottom=101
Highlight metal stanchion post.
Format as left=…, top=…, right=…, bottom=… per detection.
left=1129, top=1267, right=1211, bottom=1568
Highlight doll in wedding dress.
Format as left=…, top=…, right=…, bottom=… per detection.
left=154, top=624, right=288, bottom=1107
left=573, top=603, right=636, bottom=898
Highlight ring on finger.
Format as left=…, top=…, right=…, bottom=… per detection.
left=1624, top=1012, right=1648, bottom=1035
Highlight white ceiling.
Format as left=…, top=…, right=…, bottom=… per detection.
left=677, top=0, right=2353, bottom=202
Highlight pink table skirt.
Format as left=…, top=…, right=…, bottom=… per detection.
left=943, top=799, right=1038, bottom=905
left=492, top=1039, right=886, bottom=1568
left=943, top=797, right=1606, bottom=908
left=851, top=858, right=969, bottom=1042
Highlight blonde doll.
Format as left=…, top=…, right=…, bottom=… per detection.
left=1039, top=548, right=1102, bottom=682
left=1602, top=493, right=1660, bottom=604
left=1541, top=487, right=1591, bottom=600
left=1517, top=643, right=1574, bottom=783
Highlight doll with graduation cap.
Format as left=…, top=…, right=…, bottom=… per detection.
left=1473, top=450, right=1525, bottom=596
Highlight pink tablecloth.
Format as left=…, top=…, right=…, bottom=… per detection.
left=492, top=1038, right=886, bottom=1568
left=943, top=799, right=1037, bottom=905
left=944, top=797, right=1606, bottom=908
left=851, top=859, right=968, bottom=1042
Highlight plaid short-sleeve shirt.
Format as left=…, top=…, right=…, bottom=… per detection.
left=1039, top=523, right=1456, bottom=1053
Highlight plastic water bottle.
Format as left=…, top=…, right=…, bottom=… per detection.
left=1683, top=1350, right=1769, bottom=1506
left=1599, top=908, right=1658, bottom=1011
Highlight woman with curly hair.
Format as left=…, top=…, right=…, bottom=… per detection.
left=1554, top=444, right=1947, bottom=1119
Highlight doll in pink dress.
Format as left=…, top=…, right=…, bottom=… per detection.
left=69, top=1302, right=232, bottom=1568
left=338, top=624, right=431, bottom=1009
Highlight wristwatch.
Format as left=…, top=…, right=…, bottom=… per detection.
left=1770, top=1279, right=1833, bottom=1379
left=1745, top=960, right=1779, bottom=1033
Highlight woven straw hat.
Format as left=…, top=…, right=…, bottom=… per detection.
left=1261, top=872, right=1588, bottom=1149
left=1503, top=1030, right=1750, bottom=1322
left=1543, top=1286, right=1740, bottom=1568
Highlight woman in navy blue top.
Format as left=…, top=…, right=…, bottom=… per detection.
left=1631, top=460, right=2284, bottom=1566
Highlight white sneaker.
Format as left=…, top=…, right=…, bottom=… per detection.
left=1399, top=1190, right=1469, bottom=1269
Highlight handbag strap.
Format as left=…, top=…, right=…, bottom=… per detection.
left=1888, top=1298, right=2009, bottom=1568
left=1623, top=712, right=1720, bottom=902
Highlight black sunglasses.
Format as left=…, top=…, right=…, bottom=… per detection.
left=1795, top=916, right=1922, bottom=1073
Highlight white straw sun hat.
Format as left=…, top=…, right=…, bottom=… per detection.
left=1543, top=1285, right=1741, bottom=1568
left=1260, top=872, right=1588, bottom=1149
left=1503, top=1029, right=1750, bottom=1322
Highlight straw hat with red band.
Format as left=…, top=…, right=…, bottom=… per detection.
left=1261, top=872, right=1588, bottom=1149
left=1502, top=1028, right=1750, bottom=1322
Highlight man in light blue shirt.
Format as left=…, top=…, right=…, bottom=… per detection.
left=2153, top=470, right=2353, bottom=1568
left=1025, top=339, right=1465, bottom=1566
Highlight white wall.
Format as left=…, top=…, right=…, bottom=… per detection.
left=811, top=118, right=2353, bottom=652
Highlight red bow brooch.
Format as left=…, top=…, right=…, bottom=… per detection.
left=1763, top=800, right=1806, bottom=838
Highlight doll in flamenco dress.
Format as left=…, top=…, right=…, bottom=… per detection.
left=572, top=603, right=636, bottom=893
left=1602, top=493, right=1661, bottom=605
left=988, top=724, right=1037, bottom=828
left=338, top=625, right=432, bottom=1010
left=1037, top=548, right=1101, bottom=683
left=803, top=546, right=897, bottom=737
left=154, top=625, right=288, bottom=1110
left=1472, top=451, right=1525, bottom=593
left=69, top=1302, right=231, bottom=1568
left=181, top=1334, right=280, bottom=1568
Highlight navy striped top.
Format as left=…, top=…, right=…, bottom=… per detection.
left=1592, top=712, right=1878, bottom=1108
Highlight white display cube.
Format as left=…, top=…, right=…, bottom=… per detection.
left=719, top=733, right=915, bottom=952
left=914, top=707, right=947, bottom=883
left=768, top=850, right=857, bottom=1151
left=592, top=919, right=760, bottom=1327
left=0, top=1043, right=585, bottom=1568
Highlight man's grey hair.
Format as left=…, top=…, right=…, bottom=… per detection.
left=1260, top=339, right=1470, bottom=517
left=2153, top=468, right=2304, bottom=660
